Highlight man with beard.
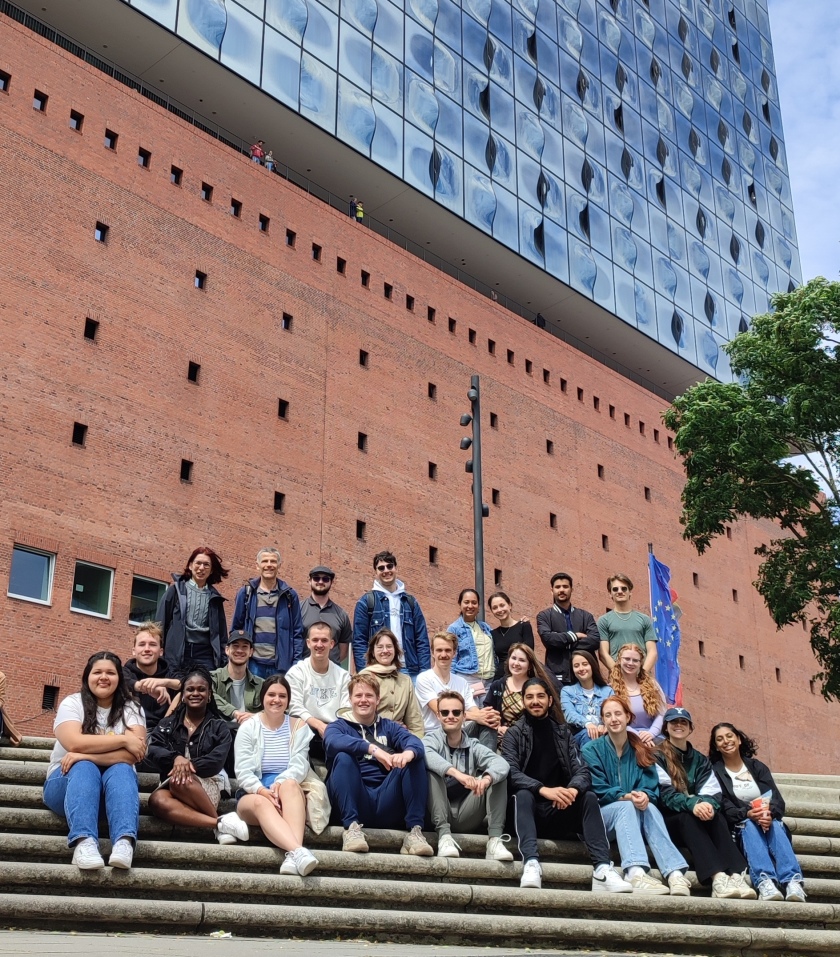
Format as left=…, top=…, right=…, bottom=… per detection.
left=300, top=566, right=352, bottom=668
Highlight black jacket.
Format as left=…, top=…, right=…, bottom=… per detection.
left=123, top=658, right=178, bottom=730
left=156, top=574, right=228, bottom=670
left=710, top=756, right=786, bottom=828
left=535, top=605, right=600, bottom=685
left=500, top=713, right=591, bottom=795
left=146, top=712, right=232, bottom=779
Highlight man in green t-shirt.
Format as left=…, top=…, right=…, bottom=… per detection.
left=597, top=574, right=657, bottom=674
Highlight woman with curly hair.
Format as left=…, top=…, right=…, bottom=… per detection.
left=609, top=644, right=666, bottom=745
left=485, top=643, right=557, bottom=737
left=357, top=629, right=424, bottom=737
left=156, top=546, right=230, bottom=671
left=146, top=666, right=245, bottom=845
left=561, top=650, right=614, bottom=749
left=709, top=722, right=805, bottom=903
left=43, top=651, right=146, bottom=870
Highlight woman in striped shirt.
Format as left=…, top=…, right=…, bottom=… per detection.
left=234, top=673, right=318, bottom=875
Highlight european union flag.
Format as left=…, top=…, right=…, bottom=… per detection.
left=649, top=552, right=682, bottom=704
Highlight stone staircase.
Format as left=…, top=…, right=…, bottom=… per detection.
left=2, top=737, right=840, bottom=955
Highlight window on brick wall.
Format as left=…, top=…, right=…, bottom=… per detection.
left=94, top=222, right=109, bottom=243
left=129, top=575, right=167, bottom=625
left=84, top=318, right=99, bottom=341
left=357, top=432, right=368, bottom=452
left=384, top=283, right=393, bottom=299
left=406, top=294, right=414, bottom=311
left=278, top=399, right=289, bottom=420
left=546, top=439, right=554, bottom=455
left=428, top=462, right=437, bottom=480
left=286, top=229, right=296, bottom=247
left=429, top=545, right=438, bottom=565
left=468, top=328, right=476, bottom=345
left=259, top=214, right=270, bottom=232
left=69, top=109, right=84, bottom=131
left=33, top=90, right=48, bottom=112
left=72, top=422, right=88, bottom=446
left=428, top=307, right=436, bottom=323
left=282, top=312, right=293, bottom=331
left=361, top=270, right=370, bottom=287
left=104, top=128, right=118, bottom=150
left=312, top=243, right=322, bottom=261
left=200, top=182, right=213, bottom=201
left=448, top=317, right=456, bottom=333
left=337, top=257, right=346, bottom=274
left=543, top=369, right=551, bottom=384
left=549, top=513, right=557, bottom=529
left=187, top=361, right=201, bottom=383
left=230, top=198, right=242, bottom=217
left=356, top=520, right=366, bottom=540
left=8, top=545, right=55, bottom=604
left=525, top=359, right=532, bottom=374
left=488, top=339, right=496, bottom=355
left=274, top=492, right=286, bottom=513
left=170, top=165, right=183, bottom=186
left=180, top=459, right=193, bottom=482
left=138, top=147, right=151, bottom=168
left=194, top=271, right=207, bottom=290
left=0, top=70, right=11, bottom=93
left=428, top=383, right=437, bottom=400
left=359, top=350, right=369, bottom=368
left=71, top=561, right=114, bottom=618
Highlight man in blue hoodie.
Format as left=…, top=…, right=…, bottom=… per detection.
left=230, top=547, right=304, bottom=678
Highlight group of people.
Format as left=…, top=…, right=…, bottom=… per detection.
left=32, top=546, right=806, bottom=904
left=249, top=140, right=276, bottom=172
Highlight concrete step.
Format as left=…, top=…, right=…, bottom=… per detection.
left=777, top=774, right=840, bottom=791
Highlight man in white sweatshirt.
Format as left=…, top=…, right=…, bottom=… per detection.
left=286, top=621, right=351, bottom=776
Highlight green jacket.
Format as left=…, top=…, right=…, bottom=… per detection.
left=211, top=667, right=263, bottom=720
left=654, top=742, right=721, bottom=814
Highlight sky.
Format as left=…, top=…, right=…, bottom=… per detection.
left=768, top=0, right=840, bottom=283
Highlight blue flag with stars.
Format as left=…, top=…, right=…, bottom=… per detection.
left=649, top=552, right=682, bottom=704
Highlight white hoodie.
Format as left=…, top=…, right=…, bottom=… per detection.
left=373, top=577, right=406, bottom=645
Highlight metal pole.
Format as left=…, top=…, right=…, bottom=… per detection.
left=470, top=374, right=486, bottom=622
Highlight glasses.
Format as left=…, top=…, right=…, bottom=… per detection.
left=611, top=586, right=629, bottom=593
left=191, top=561, right=211, bottom=568
left=310, top=575, right=332, bottom=583
left=438, top=709, right=463, bottom=717
left=376, top=563, right=395, bottom=572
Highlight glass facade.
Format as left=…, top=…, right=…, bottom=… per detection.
left=124, top=0, right=800, bottom=381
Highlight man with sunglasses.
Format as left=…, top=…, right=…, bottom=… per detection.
left=598, top=573, right=658, bottom=673
left=300, top=566, right=352, bottom=668
left=352, top=551, right=430, bottom=680
left=424, top=691, right=513, bottom=861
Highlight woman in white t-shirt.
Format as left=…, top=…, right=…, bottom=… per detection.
left=42, top=651, right=147, bottom=870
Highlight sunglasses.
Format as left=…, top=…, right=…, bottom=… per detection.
left=611, top=586, right=629, bottom=593
left=376, top=563, right=395, bottom=572
left=438, top=708, right=463, bottom=717
left=310, top=575, right=332, bottom=583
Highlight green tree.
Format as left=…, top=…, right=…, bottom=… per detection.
left=663, top=278, right=840, bottom=699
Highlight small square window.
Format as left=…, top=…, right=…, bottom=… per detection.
left=278, top=399, right=289, bottom=419
left=698, top=640, right=705, bottom=657
left=129, top=575, right=167, bottom=625
left=549, top=513, right=557, bottom=529
left=180, top=458, right=193, bottom=482
left=194, top=270, right=207, bottom=290
left=69, top=109, right=84, bottom=131
left=428, top=462, right=437, bottom=480
left=42, top=685, right=60, bottom=710
left=726, top=526, right=732, bottom=540
left=491, top=488, right=500, bottom=506
left=810, top=679, right=816, bottom=695
left=692, top=572, right=699, bottom=587
left=356, top=519, right=366, bottom=540
left=609, top=405, right=615, bottom=419
left=601, top=534, right=609, bottom=551
left=644, top=486, right=651, bottom=501
left=357, top=432, right=368, bottom=451
left=428, top=382, right=437, bottom=400
left=597, top=464, right=605, bottom=479
left=84, top=317, right=99, bottom=341
left=137, top=147, right=151, bottom=168
left=274, top=492, right=286, bottom=513
left=667, top=436, right=674, bottom=450
left=560, top=378, right=567, bottom=393
left=359, top=349, right=369, bottom=368
left=230, top=199, right=242, bottom=217
left=8, top=545, right=55, bottom=604
left=543, top=369, right=551, bottom=384
left=525, top=359, right=533, bottom=375
left=104, top=128, right=118, bottom=150
left=72, top=422, right=88, bottom=446
left=406, top=294, right=414, bottom=311
left=0, top=70, right=10, bottom=93
left=94, top=222, right=109, bottom=243
left=384, top=283, right=393, bottom=299
left=429, top=545, right=438, bottom=565
left=282, top=312, right=293, bottom=331
left=639, top=421, right=646, bottom=436
left=448, top=317, right=456, bottom=333
left=577, top=387, right=584, bottom=401
left=653, top=428, right=660, bottom=443
left=170, top=165, right=183, bottom=186
left=488, top=339, right=496, bottom=355
left=71, top=560, right=114, bottom=618
left=507, top=349, right=514, bottom=365
left=33, top=90, right=48, bottom=112
left=775, top=667, right=781, bottom=683
left=200, top=182, right=214, bottom=202
left=286, top=229, right=296, bottom=247
left=427, top=307, right=436, bottom=323
left=489, top=412, right=498, bottom=428
left=624, top=413, right=631, bottom=427
left=494, top=568, right=503, bottom=587
left=468, top=328, right=477, bottom=345
left=546, top=439, right=554, bottom=455
left=312, top=243, right=322, bottom=261
left=259, top=214, right=270, bottom=232
left=361, top=270, right=370, bottom=287
left=187, top=361, right=200, bottom=383
left=593, top=396, right=600, bottom=411
left=337, top=257, right=346, bottom=274
left=739, top=655, right=745, bottom=670
left=732, top=588, right=738, bottom=602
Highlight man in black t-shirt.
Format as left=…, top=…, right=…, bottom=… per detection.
left=123, top=623, right=181, bottom=730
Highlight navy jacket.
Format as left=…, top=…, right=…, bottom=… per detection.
left=536, top=605, right=600, bottom=685
left=325, top=715, right=425, bottom=786
left=231, top=576, right=304, bottom=672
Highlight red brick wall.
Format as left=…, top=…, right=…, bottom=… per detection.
left=0, top=15, right=835, bottom=770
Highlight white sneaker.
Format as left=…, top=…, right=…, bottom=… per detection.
left=72, top=838, right=104, bottom=870
left=280, top=852, right=299, bottom=875
left=217, top=811, right=249, bottom=843
left=486, top=836, right=514, bottom=862
left=215, top=829, right=237, bottom=846
left=108, top=838, right=134, bottom=869
left=711, top=873, right=740, bottom=899
left=728, top=871, right=757, bottom=900
left=667, top=870, right=692, bottom=896
left=630, top=871, right=670, bottom=895
left=437, top=834, right=461, bottom=858
left=757, top=878, right=784, bottom=902
left=520, top=858, right=542, bottom=889
left=291, top=847, right=318, bottom=876
left=785, top=879, right=806, bottom=903
left=592, top=865, right=633, bottom=894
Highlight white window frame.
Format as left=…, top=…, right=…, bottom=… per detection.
left=7, top=545, right=55, bottom=605
left=128, top=574, right=167, bottom=626
left=70, top=560, right=114, bottom=619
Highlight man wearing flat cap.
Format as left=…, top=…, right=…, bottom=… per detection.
left=300, top=565, right=352, bottom=669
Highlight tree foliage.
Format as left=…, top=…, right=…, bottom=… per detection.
left=663, top=278, right=840, bottom=700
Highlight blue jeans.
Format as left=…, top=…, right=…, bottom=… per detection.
left=249, top=659, right=278, bottom=680
left=43, top=761, right=140, bottom=847
left=738, top=819, right=802, bottom=887
left=600, top=800, right=688, bottom=877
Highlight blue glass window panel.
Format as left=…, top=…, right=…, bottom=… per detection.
left=543, top=216, right=569, bottom=284
left=406, top=72, right=439, bottom=134
left=464, top=163, right=497, bottom=234
left=697, top=328, right=721, bottom=374
left=263, top=26, right=302, bottom=108
left=565, top=184, right=588, bottom=243
left=607, top=169, right=635, bottom=224
left=434, top=146, right=464, bottom=215
left=405, top=20, right=435, bottom=82
left=621, top=105, right=644, bottom=153
left=512, top=0, right=538, bottom=25
left=300, top=53, right=337, bottom=131
left=536, top=31, right=559, bottom=79
left=541, top=114, right=566, bottom=171
left=266, top=0, right=308, bottom=45
left=563, top=140, right=587, bottom=193
left=558, top=10, right=583, bottom=59
left=540, top=167, right=566, bottom=225
left=561, top=94, right=589, bottom=149
left=667, top=218, right=686, bottom=264
left=517, top=151, right=542, bottom=208
left=705, top=250, right=724, bottom=296
left=371, top=102, right=404, bottom=173
left=583, top=117, right=606, bottom=165
left=614, top=266, right=637, bottom=325
left=404, top=122, right=435, bottom=195
left=464, top=112, right=491, bottom=170
left=518, top=201, right=545, bottom=265
left=587, top=202, right=612, bottom=257
left=177, top=0, right=226, bottom=57
left=130, top=0, right=176, bottom=31
left=536, top=2, right=557, bottom=41
left=512, top=13, right=536, bottom=63
left=612, top=222, right=639, bottom=273
left=407, top=0, right=438, bottom=33
left=569, top=238, right=598, bottom=295
left=374, top=0, right=404, bottom=52
left=337, top=77, right=376, bottom=153
left=435, top=92, right=463, bottom=153
left=342, top=0, right=378, bottom=36
left=537, top=77, right=561, bottom=131
left=372, top=46, right=404, bottom=109
left=489, top=85, right=516, bottom=141
left=339, top=22, right=372, bottom=88
left=489, top=0, right=512, bottom=48
left=463, top=68, right=489, bottom=122
left=649, top=204, right=670, bottom=256
left=233, top=0, right=264, bottom=16
left=489, top=43, right=515, bottom=94
left=579, top=26, right=601, bottom=75
left=672, top=261, right=693, bottom=312
left=516, top=108, right=545, bottom=161
left=303, top=3, right=339, bottom=67
left=436, top=0, right=462, bottom=53
left=491, top=133, right=517, bottom=189
left=634, top=280, right=656, bottom=332
left=462, top=14, right=489, bottom=71
left=633, top=235, right=654, bottom=285
left=434, top=40, right=461, bottom=99
left=221, top=3, right=263, bottom=84
left=492, top=183, right=520, bottom=248
left=463, top=0, right=491, bottom=28
left=597, top=10, right=622, bottom=57
left=690, top=277, right=717, bottom=328
left=514, top=54, right=537, bottom=107
left=574, top=0, right=597, bottom=34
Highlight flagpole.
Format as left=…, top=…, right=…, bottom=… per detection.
left=647, top=542, right=653, bottom=615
